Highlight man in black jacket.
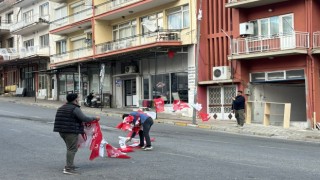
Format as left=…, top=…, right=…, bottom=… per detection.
left=232, top=90, right=245, bottom=127
left=54, top=93, right=99, bottom=175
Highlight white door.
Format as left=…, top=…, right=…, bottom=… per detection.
left=208, top=86, right=236, bottom=120
left=280, top=14, right=295, bottom=50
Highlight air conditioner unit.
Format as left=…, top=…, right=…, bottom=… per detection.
left=125, top=66, right=136, bottom=73
left=240, top=22, right=254, bottom=36
left=212, top=66, right=231, bottom=80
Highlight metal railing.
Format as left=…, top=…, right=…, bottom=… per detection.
left=50, top=8, right=92, bottom=30
left=10, top=14, right=50, bottom=32
left=95, top=0, right=142, bottom=15
left=0, top=22, right=11, bottom=31
left=51, top=47, right=93, bottom=64
left=313, top=32, right=320, bottom=48
left=231, top=31, right=309, bottom=55
left=96, top=29, right=181, bottom=54
left=0, top=46, right=51, bottom=60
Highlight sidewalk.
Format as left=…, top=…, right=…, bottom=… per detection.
left=1, top=96, right=320, bottom=143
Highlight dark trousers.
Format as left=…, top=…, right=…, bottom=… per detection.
left=235, top=109, right=245, bottom=126
left=59, top=132, right=78, bottom=168
left=139, top=117, right=154, bottom=147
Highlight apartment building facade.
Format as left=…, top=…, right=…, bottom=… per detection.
left=0, top=0, right=59, bottom=98
left=198, top=0, right=320, bottom=127
left=49, top=0, right=197, bottom=115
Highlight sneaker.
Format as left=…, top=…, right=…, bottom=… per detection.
left=70, top=166, right=80, bottom=170
left=143, top=146, right=153, bottom=151
left=63, top=168, right=80, bottom=175
left=138, top=145, right=146, bottom=149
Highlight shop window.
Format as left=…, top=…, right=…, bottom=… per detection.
left=151, top=72, right=188, bottom=104
left=59, top=74, right=66, bottom=95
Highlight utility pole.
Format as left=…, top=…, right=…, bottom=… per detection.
left=192, top=0, right=203, bottom=124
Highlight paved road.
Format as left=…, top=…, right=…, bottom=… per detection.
left=1, top=102, right=320, bottom=180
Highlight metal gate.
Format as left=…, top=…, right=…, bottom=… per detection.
left=208, top=86, right=236, bottom=120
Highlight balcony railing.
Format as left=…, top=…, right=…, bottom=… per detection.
left=226, top=0, right=288, bottom=8
left=313, top=32, right=320, bottom=48
left=50, top=8, right=92, bottom=31
left=95, top=0, right=142, bottom=15
left=231, top=31, right=309, bottom=55
left=0, top=46, right=50, bottom=60
left=0, top=22, right=11, bottom=31
left=96, top=29, right=181, bottom=54
left=10, top=14, right=50, bottom=32
left=51, top=47, right=93, bottom=64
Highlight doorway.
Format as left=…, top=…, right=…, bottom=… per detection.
left=124, top=79, right=136, bottom=106
left=208, top=85, right=237, bottom=120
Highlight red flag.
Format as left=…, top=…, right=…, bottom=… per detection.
left=173, top=100, right=190, bottom=111
left=89, top=121, right=103, bottom=160
left=154, top=98, right=164, bottom=112
left=106, top=144, right=131, bottom=159
left=198, top=112, right=211, bottom=122
left=117, top=147, right=134, bottom=153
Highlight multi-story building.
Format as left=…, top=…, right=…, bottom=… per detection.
left=198, top=0, right=320, bottom=128
left=49, top=0, right=197, bottom=115
left=0, top=0, right=58, bottom=98
left=0, top=0, right=17, bottom=95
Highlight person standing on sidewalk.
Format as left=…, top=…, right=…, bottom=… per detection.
left=232, top=90, right=246, bottom=127
left=124, top=111, right=154, bottom=151
left=53, top=93, right=99, bottom=175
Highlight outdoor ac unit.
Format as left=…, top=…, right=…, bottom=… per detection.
left=240, top=22, right=254, bottom=35
left=125, top=66, right=136, bottom=73
left=212, top=66, right=231, bottom=80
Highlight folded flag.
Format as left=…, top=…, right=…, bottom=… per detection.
left=106, top=144, right=131, bottom=159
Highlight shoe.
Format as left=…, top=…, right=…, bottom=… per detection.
left=63, top=168, right=80, bottom=175
left=70, top=166, right=80, bottom=170
left=143, top=146, right=153, bottom=151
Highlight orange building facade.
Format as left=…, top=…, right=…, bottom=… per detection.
left=198, top=0, right=320, bottom=128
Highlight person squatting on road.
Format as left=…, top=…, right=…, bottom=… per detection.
left=232, top=90, right=246, bottom=127
left=53, top=93, right=100, bottom=175
left=123, top=111, right=154, bottom=151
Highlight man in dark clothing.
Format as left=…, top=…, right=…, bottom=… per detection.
left=54, top=93, right=99, bottom=175
left=124, top=111, right=154, bottom=151
left=232, top=90, right=245, bottom=127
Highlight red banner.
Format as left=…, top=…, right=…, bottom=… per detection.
left=154, top=98, right=164, bottom=113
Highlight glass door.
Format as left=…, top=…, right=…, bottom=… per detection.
left=124, top=79, right=136, bottom=106
left=280, top=14, right=295, bottom=50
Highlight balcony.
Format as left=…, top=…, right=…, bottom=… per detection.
left=10, top=14, right=50, bottom=35
left=0, top=22, right=11, bottom=35
left=96, top=29, right=181, bottom=55
left=230, top=31, right=309, bottom=60
left=51, top=47, right=93, bottom=65
left=13, top=0, right=34, bottom=7
left=50, top=8, right=92, bottom=35
left=0, top=46, right=51, bottom=61
left=313, top=32, right=320, bottom=54
left=95, top=0, right=177, bottom=20
left=48, top=0, right=66, bottom=3
left=225, top=0, right=289, bottom=8
left=0, top=0, right=15, bottom=12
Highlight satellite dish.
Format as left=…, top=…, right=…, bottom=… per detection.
left=142, top=19, right=157, bottom=32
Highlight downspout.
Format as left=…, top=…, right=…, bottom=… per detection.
left=91, top=0, right=96, bottom=58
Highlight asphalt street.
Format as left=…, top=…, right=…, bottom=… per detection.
left=1, top=102, right=320, bottom=180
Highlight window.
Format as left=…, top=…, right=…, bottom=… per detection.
left=113, top=20, right=136, bottom=40
left=6, top=12, right=13, bottom=23
left=39, top=34, right=49, bottom=48
left=141, top=12, right=163, bottom=35
left=167, top=4, right=189, bottom=29
left=151, top=72, right=188, bottom=104
left=23, top=10, right=33, bottom=23
left=24, top=39, right=34, bottom=48
left=7, top=37, right=14, bottom=48
left=251, top=14, right=293, bottom=37
left=40, top=2, right=49, bottom=17
left=56, top=40, right=66, bottom=54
